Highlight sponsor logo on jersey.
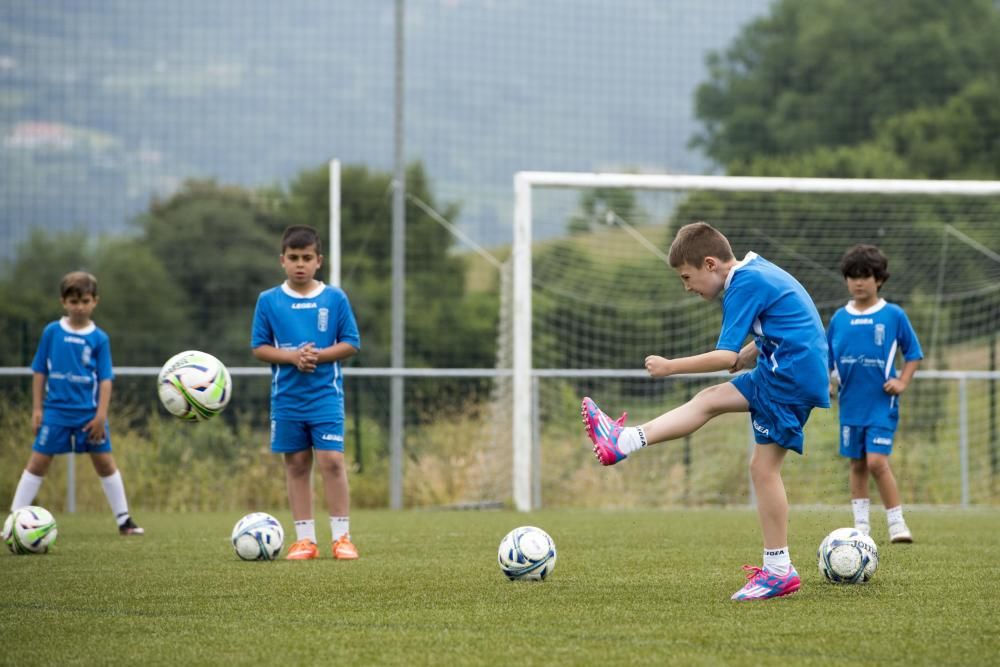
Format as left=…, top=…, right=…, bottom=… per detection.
left=318, top=307, right=329, bottom=332
left=291, top=302, right=318, bottom=309
left=850, top=318, right=874, bottom=325
left=63, top=335, right=86, bottom=345
left=752, top=420, right=770, bottom=436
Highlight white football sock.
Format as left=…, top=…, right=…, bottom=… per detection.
left=11, top=470, right=44, bottom=510
left=763, top=547, right=791, bottom=576
left=330, top=516, right=350, bottom=541
left=616, top=426, right=647, bottom=455
left=852, top=498, right=871, bottom=528
left=99, top=471, right=132, bottom=526
left=886, top=505, right=904, bottom=525
left=294, top=519, right=316, bottom=543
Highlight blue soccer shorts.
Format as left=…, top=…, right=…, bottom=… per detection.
left=270, top=418, right=345, bottom=453
left=32, top=420, right=112, bottom=455
left=839, top=425, right=895, bottom=459
left=731, top=373, right=814, bottom=454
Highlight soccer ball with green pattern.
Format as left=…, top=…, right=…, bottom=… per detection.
left=4, top=506, right=58, bottom=554
left=158, top=350, right=232, bottom=421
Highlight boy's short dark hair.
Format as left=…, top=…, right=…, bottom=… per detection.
left=668, top=221, right=735, bottom=268
left=840, top=244, right=890, bottom=285
left=60, top=271, right=98, bottom=299
left=281, top=225, right=322, bottom=254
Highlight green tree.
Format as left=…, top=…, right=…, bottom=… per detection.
left=693, top=0, right=1000, bottom=176
left=136, top=179, right=285, bottom=366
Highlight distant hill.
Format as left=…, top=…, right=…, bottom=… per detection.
left=0, top=0, right=770, bottom=256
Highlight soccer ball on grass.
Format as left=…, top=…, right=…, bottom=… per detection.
left=818, top=527, right=878, bottom=584
left=231, top=512, right=284, bottom=561
left=498, top=525, right=557, bottom=581
left=4, top=506, right=58, bottom=554
left=158, top=350, right=232, bottom=421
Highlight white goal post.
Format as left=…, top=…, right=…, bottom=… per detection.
left=511, top=171, right=1000, bottom=512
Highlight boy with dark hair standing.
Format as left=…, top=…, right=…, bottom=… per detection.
left=252, top=225, right=362, bottom=560
left=582, top=221, right=830, bottom=600
left=10, top=271, right=144, bottom=535
left=827, top=244, right=922, bottom=543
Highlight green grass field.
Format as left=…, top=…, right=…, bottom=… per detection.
left=2, top=508, right=998, bottom=666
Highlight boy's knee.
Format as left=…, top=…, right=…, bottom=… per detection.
left=866, top=455, right=891, bottom=476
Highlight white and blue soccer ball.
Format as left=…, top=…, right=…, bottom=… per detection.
left=818, top=527, right=879, bottom=584
left=4, top=506, right=58, bottom=554
left=158, top=350, right=232, bottom=421
left=498, top=525, right=557, bottom=581
left=231, top=512, right=284, bottom=561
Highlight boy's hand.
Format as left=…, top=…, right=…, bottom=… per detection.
left=82, top=416, right=106, bottom=444
left=644, top=355, right=674, bottom=378
left=829, top=381, right=838, bottom=400
left=883, top=378, right=908, bottom=395
left=295, top=343, right=319, bottom=373
left=31, top=409, right=42, bottom=434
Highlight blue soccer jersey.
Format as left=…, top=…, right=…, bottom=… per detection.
left=827, top=298, right=923, bottom=429
left=718, top=252, right=830, bottom=408
left=31, top=318, right=114, bottom=425
left=251, top=282, right=361, bottom=421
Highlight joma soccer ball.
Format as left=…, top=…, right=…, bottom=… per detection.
left=498, top=525, right=557, bottom=581
left=158, top=350, right=232, bottom=421
left=231, top=512, right=284, bottom=561
left=4, top=506, right=58, bottom=554
left=818, top=527, right=879, bottom=584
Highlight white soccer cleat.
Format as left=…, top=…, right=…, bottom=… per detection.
left=888, top=522, right=913, bottom=543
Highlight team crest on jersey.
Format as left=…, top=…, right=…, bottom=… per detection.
left=82, top=345, right=92, bottom=366
left=318, top=307, right=329, bottom=332
left=874, top=323, right=885, bottom=345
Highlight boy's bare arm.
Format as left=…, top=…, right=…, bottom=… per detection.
left=729, top=341, right=759, bottom=373
left=316, top=342, right=359, bottom=364
left=31, top=372, right=45, bottom=433
left=254, top=344, right=313, bottom=371
left=645, top=349, right=739, bottom=378
left=884, top=359, right=920, bottom=395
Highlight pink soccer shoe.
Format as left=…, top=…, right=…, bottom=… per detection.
left=581, top=397, right=629, bottom=466
left=730, top=565, right=801, bottom=601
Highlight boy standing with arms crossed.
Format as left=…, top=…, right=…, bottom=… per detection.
left=252, top=225, right=361, bottom=560
left=827, top=244, right=922, bottom=543
left=582, top=222, right=829, bottom=600
left=10, top=271, right=144, bottom=535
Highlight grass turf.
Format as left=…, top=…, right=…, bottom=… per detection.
left=1, top=508, right=998, bottom=666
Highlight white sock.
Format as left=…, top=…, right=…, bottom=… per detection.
left=763, top=547, right=791, bottom=576
left=886, top=505, right=904, bottom=526
left=12, top=470, right=44, bottom=510
left=852, top=498, right=871, bottom=528
left=294, top=519, right=316, bottom=543
left=616, top=426, right=647, bottom=455
left=330, top=516, right=350, bottom=542
left=99, top=471, right=132, bottom=526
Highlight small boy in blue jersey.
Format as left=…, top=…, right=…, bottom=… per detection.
left=9, top=271, right=144, bottom=535
left=251, top=225, right=361, bottom=560
left=827, top=244, right=922, bottom=543
left=582, top=222, right=830, bottom=600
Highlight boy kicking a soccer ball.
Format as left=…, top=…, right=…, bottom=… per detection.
left=582, top=222, right=830, bottom=601
left=252, top=225, right=361, bottom=560
left=9, top=271, right=144, bottom=535
left=827, top=244, right=922, bottom=543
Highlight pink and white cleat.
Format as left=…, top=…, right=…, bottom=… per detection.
left=581, top=397, right=629, bottom=466
left=730, top=565, right=801, bottom=601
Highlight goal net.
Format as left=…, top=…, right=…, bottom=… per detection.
left=506, top=172, right=1000, bottom=511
